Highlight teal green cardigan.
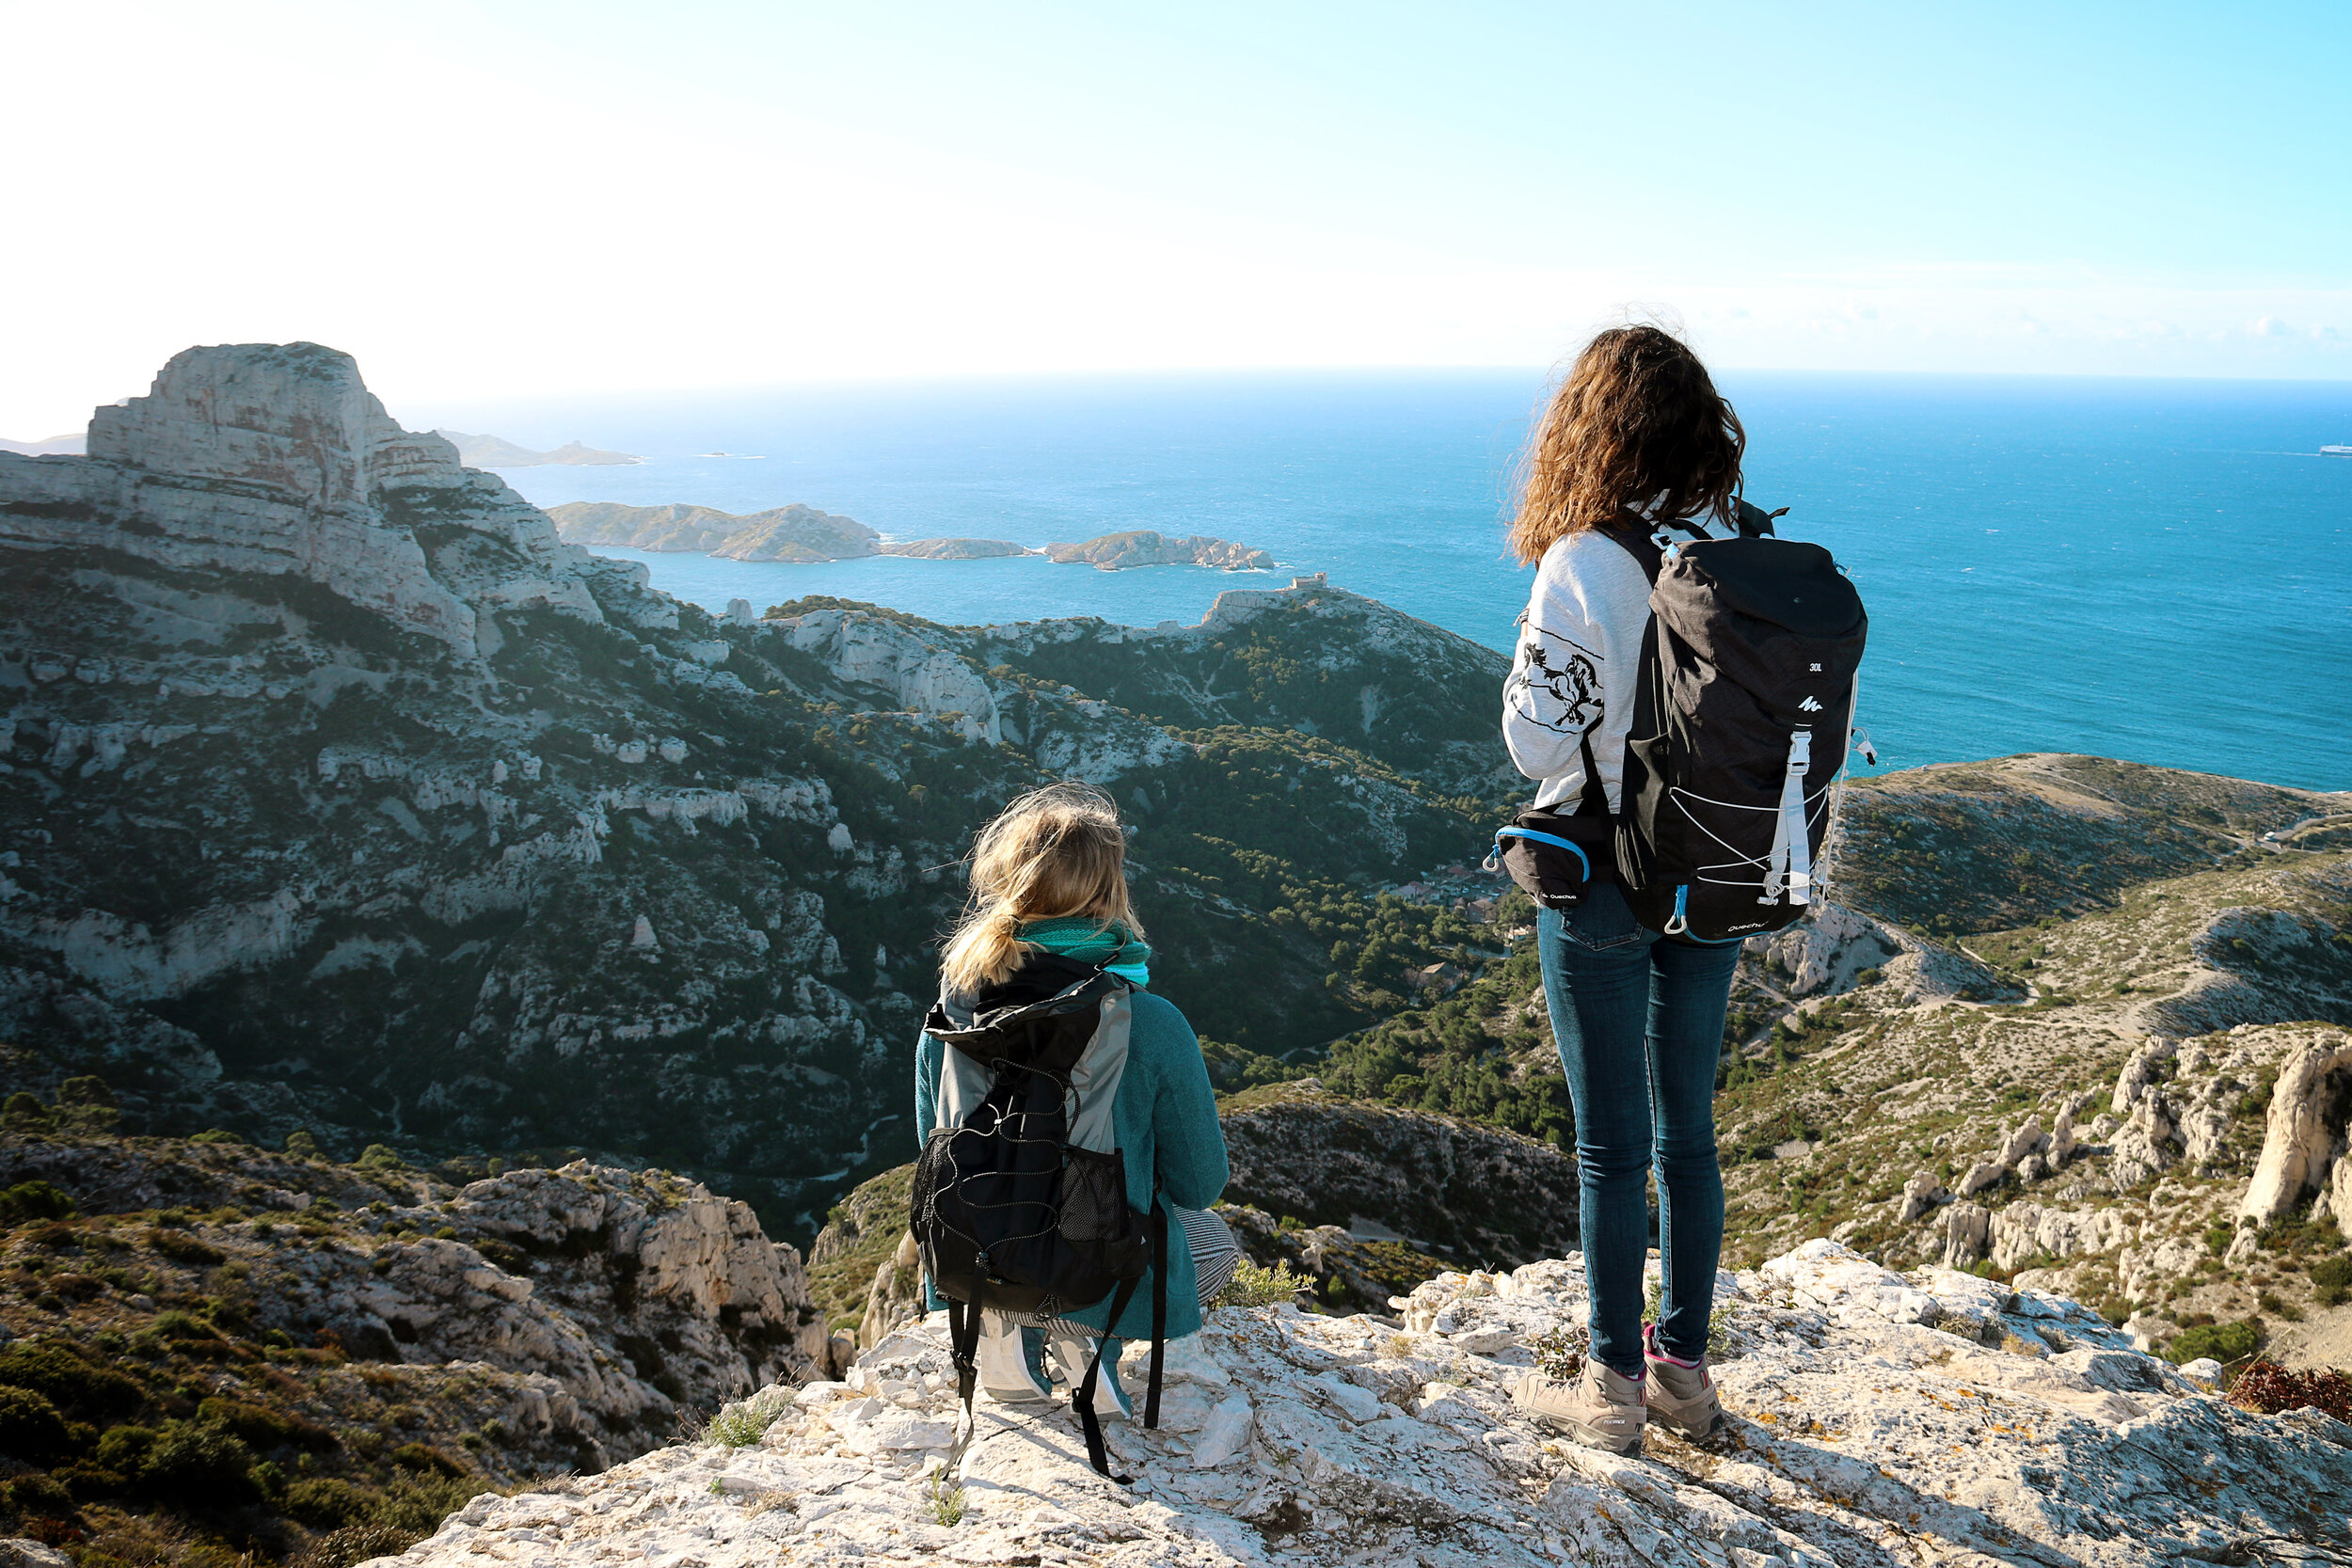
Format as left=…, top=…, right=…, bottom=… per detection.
left=914, top=990, right=1230, bottom=1340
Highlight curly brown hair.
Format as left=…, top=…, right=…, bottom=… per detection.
left=1507, top=325, right=1745, bottom=565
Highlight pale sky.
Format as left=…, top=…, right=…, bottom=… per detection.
left=3, top=0, right=2347, bottom=435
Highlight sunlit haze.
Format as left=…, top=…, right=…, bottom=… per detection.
left=3, top=0, right=2346, bottom=435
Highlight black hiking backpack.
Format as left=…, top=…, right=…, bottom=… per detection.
left=1613, top=502, right=1871, bottom=942
left=913, top=952, right=1167, bottom=1480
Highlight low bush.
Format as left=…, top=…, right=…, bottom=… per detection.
left=2311, top=1255, right=2352, bottom=1308
left=198, top=1398, right=338, bottom=1450
left=145, top=1229, right=227, bottom=1267
left=0, top=1342, right=147, bottom=1420
left=0, top=1181, right=77, bottom=1226
left=389, top=1442, right=462, bottom=1477
left=0, top=1472, right=76, bottom=1520
left=2227, top=1359, right=2352, bottom=1421
left=2167, top=1318, right=2265, bottom=1366
left=1216, top=1257, right=1310, bottom=1309
left=0, top=1386, right=71, bottom=1463
left=282, top=1476, right=373, bottom=1529
left=135, top=1420, right=260, bottom=1503
left=294, top=1522, right=421, bottom=1568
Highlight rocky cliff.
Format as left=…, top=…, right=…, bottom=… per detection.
left=0, top=343, right=1513, bottom=1243
left=371, top=1239, right=2352, bottom=1568
left=0, top=1118, right=827, bottom=1568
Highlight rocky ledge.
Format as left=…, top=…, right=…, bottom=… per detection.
left=369, top=1240, right=2350, bottom=1568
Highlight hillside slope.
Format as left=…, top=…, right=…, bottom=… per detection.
left=0, top=343, right=1513, bottom=1241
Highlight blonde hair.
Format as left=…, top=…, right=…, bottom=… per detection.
left=939, top=781, right=1142, bottom=994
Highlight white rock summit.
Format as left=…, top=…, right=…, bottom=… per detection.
left=0, top=341, right=656, bottom=659
left=368, top=1240, right=2350, bottom=1568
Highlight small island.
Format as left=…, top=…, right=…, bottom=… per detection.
left=546, top=502, right=1271, bottom=573
left=1044, top=529, right=1274, bottom=571
left=548, top=500, right=877, bottom=562
left=877, top=537, right=1038, bottom=560
left=438, top=430, right=642, bottom=467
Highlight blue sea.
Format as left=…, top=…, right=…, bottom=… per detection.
left=439, top=372, right=2352, bottom=792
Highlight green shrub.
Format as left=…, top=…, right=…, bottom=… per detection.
left=283, top=1476, right=373, bottom=1529
left=151, top=1310, right=221, bottom=1341
left=2167, top=1318, right=2265, bottom=1367
left=389, top=1442, right=462, bottom=1477
left=0, top=1181, right=77, bottom=1226
left=96, top=1424, right=158, bottom=1470
left=355, top=1145, right=406, bottom=1174
left=2311, top=1255, right=2352, bottom=1308
left=0, top=1341, right=146, bottom=1419
left=702, top=1392, right=787, bottom=1448
left=146, top=1228, right=227, bottom=1266
left=135, top=1420, right=259, bottom=1503
left=1, top=1093, right=56, bottom=1133
left=188, top=1129, right=248, bottom=1146
left=285, top=1130, right=326, bottom=1160
left=0, top=1472, right=75, bottom=1519
left=295, top=1522, right=421, bottom=1568
left=199, top=1398, right=338, bottom=1450
left=0, top=1386, right=71, bottom=1463
left=1216, top=1257, right=1310, bottom=1309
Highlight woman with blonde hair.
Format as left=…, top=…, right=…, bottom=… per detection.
left=914, top=781, right=1232, bottom=1435
left=1502, top=324, right=1743, bottom=1452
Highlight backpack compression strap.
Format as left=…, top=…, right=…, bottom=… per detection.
left=1073, top=1204, right=1170, bottom=1481
left=944, top=1296, right=985, bottom=1476
left=1146, top=1203, right=1168, bottom=1430
left=1072, top=1271, right=1144, bottom=1481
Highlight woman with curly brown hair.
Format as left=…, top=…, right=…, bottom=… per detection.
left=1502, top=323, right=1742, bottom=1453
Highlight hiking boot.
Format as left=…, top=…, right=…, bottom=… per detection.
left=1642, top=1322, right=1725, bottom=1441
left=1045, top=1331, right=1133, bottom=1422
left=1515, top=1357, right=1645, bottom=1454
left=977, top=1314, right=1053, bottom=1403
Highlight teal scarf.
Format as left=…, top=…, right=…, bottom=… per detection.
left=1019, top=918, right=1152, bottom=987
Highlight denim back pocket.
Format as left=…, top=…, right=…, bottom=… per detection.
left=1560, top=882, right=1650, bottom=952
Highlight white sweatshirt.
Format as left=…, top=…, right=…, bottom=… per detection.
left=1502, top=518, right=1725, bottom=812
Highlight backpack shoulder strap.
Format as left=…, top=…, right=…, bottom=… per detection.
left=1597, top=520, right=1663, bottom=585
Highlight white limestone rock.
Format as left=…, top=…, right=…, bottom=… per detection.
left=2237, top=1033, right=2352, bottom=1221
left=371, top=1241, right=2351, bottom=1568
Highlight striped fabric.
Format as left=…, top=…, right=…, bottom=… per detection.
left=1020, top=1206, right=1240, bottom=1338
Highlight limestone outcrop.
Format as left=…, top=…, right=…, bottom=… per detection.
left=0, top=342, right=639, bottom=660
left=372, top=1240, right=2352, bottom=1568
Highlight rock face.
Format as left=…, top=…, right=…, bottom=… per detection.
left=0, top=342, right=633, bottom=661
left=548, top=499, right=879, bottom=562
left=377, top=1239, right=2352, bottom=1568
left=1044, top=530, right=1274, bottom=570
left=436, top=432, right=641, bottom=467
left=1220, top=1086, right=1579, bottom=1264
left=0, top=1128, right=829, bottom=1514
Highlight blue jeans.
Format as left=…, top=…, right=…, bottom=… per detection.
left=1537, top=883, right=1740, bottom=1376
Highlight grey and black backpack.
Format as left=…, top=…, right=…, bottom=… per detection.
left=913, top=952, right=1167, bottom=1479
left=1613, top=503, right=1872, bottom=942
